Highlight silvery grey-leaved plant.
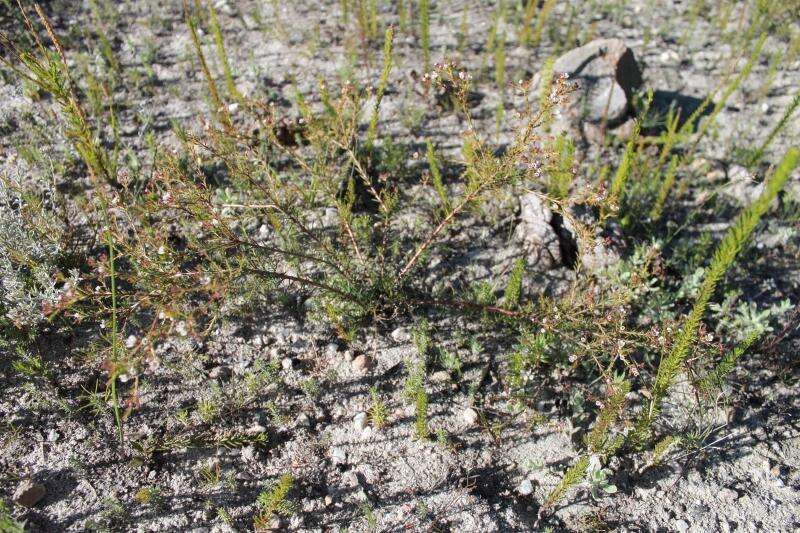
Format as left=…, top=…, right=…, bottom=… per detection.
left=0, top=176, right=78, bottom=330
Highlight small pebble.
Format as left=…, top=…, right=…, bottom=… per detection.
left=353, top=412, right=369, bottom=431
left=331, top=447, right=347, bottom=465
left=124, top=335, right=138, bottom=348
left=518, top=479, right=533, bottom=496
left=209, top=366, right=232, bottom=380
left=674, top=519, right=690, bottom=533
left=431, top=370, right=450, bottom=383
left=342, top=470, right=358, bottom=487
left=718, top=487, right=738, bottom=502
left=281, top=357, right=294, bottom=370
left=463, top=407, right=479, bottom=426
left=46, top=429, right=60, bottom=442
left=390, top=327, right=411, bottom=343
left=324, top=343, right=339, bottom=356
left=246, top=423, right=266, bottom=435
left=241, top=446, right=256, bottom=462
left=352, top=354, right=372, bottom=373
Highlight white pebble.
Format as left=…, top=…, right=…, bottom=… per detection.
left=518, top=479, right=533, bottom=496
left=353, top=412, right=369, bottom=431
left=331, top=447, right=347, bottom=465
left=463, top=407, right=479, bottom=426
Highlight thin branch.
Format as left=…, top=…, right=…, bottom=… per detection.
left=241, top=267, right=362, bottom=304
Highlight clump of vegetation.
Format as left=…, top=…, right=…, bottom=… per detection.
left=254, top=474, right=296, bottom=529
left=0, top=501, right=25, bottom=533
left=0, top=0, right=797, bottom=529
left=0, top=176, right=78, bottom=333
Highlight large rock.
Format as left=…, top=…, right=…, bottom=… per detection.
left=516, top=193, right=620, bottom=273
left=515, top=192, right=570, bottom=269
left=549, top=38, right=643, bottom=137
left=563, top=212, right=622, bottom=273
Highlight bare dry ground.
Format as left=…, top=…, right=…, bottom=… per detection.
left=1, top=1, right=799, bottom=532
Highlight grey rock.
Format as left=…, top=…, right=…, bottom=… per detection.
left=674, top=519, right=690, bottom=533
left=246, top=423, right=266, bottom=435
left=296, top=413, right=312, bottom=428
left=240, top=446, right=257, bottom=463
left=515, top=192, right=564, bottom=269
left=562, top=205, right=622, bottom=273
left=549, top=38, right=643, bottom=136
left=13, top=479, right=46, bottom=507
left=517, top=193, right=619, bottom=272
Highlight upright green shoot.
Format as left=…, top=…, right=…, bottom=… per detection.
left=426, top=140, right=450, bottom=215
left=519, top=0, right=538, bottom=47
left=649, top=155, right=679, bottom=221
left=544, top=379, right=629, bottom=512
left=183, top=0, right=231, bottom=130
left=543, top=456, right=589, bottom=508
left=745, top=92, right=800, bottom=168
left=494, top=31, right=506, bottom=95
left=547, top=134, right=575, bottom=200
left=420, top=0, right=430, bottom=72
left=531, top=0, right=556, bottom=49
left=208, top=2, right=244, bottom=103
left=0, top=3, right=115, bottom=186
left=108, top=233, right=124, bottom=443
left=605, top=121, right=641, bottom=218
left=414, top=377, right=429, bottom=439
left=254, top=474, right=295, bottom=527
left=398, top=0, right=408, bottom=33
left=405, top=358, right=429, bottom=440
left=88, top=0, right=120, bottom=74
left=366, top=26, right=394, bottom=152
left=503, top=258, right=525, bottom=309
left=632, top=148, right=799, bottom=447
left=699, top=331, right=761, bottom=392
left=585, top=380, right=630, bottom=455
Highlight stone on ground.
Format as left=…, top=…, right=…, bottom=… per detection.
left=13, top=479, right=46, bottom=507
left=549, top=38, right=644, bottom=139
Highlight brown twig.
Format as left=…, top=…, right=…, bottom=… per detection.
left=241, top=267, right=362, bottom=305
